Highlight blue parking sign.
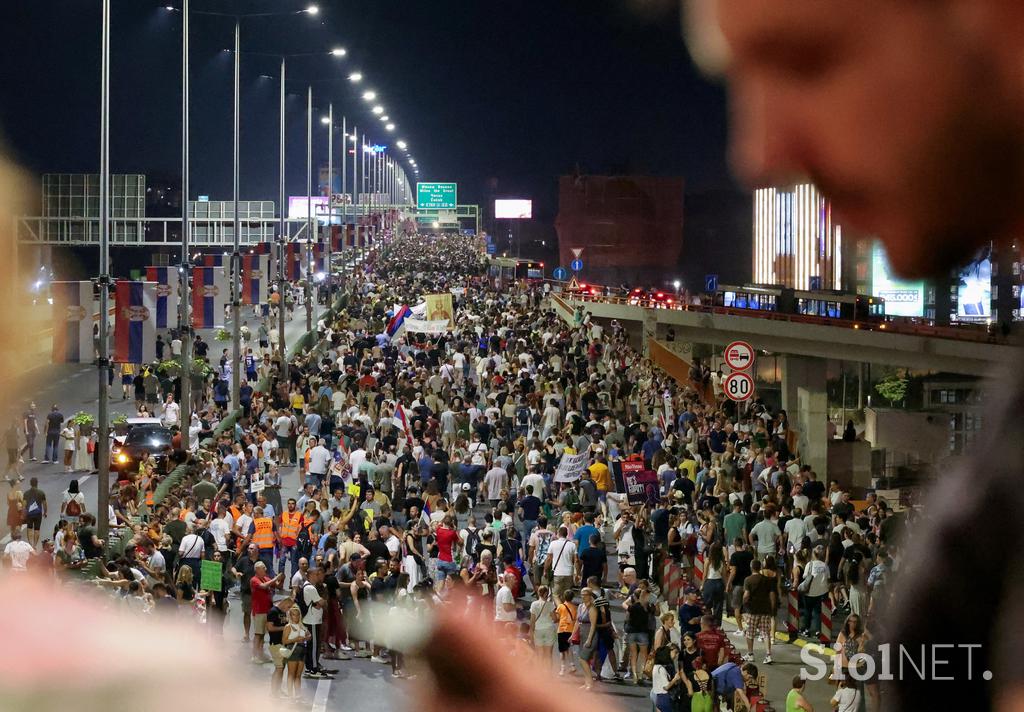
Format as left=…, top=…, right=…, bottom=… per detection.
left=553, top=267, right=569, bottom=280
left=570, top=259, right=584, bottom=272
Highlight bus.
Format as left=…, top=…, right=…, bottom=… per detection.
left=714, top=284, right=885, bottom=321
left=489, top=256, right=545, bottom=282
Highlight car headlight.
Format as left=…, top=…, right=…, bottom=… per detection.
left=117, top=453, right=129, bottom=464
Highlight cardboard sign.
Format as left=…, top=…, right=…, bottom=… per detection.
left=623, top=465, right=660, bottom=506
left=200, top=559, right=223, bottom=592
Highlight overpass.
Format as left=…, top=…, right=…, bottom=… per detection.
left=551, top=293, right=1021, bottom=477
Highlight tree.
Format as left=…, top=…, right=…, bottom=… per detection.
left=875, top=371, right=909, bottom=408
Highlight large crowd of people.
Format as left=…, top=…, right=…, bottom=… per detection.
left=2, top=233, right=906, bottom=711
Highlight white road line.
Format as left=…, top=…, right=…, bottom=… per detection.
left=0, top=534, right=9, bottom=547
left=78, top=475, right=92, bottom=486
left=312, top=679, right=331, bottom=712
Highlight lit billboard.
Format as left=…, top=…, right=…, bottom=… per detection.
left=957, top=249, right=992, bottom=320
left=494, top=199, right=533, bottom=219
left=287, top=196, right=336, bottom=225
left=871, top=241, right=924, bottom=317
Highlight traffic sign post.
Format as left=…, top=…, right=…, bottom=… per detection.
left=570, top=259, right=584, bottom=272
left=724, top=340, right=755, bottom=371
left=553, top=267, right=569, bottom=281
left=724, top=371, right=755, bottom=402
left=705, top=274, right=719, bottom=293
left=571, top=247, right=584, bottom=260
left=416, top=182, right=458, bottom=209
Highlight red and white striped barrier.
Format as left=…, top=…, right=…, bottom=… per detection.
left=693, top=552, right=706, bottom=588
left=786, top=590, right=800, bottom=637
left=819, top=597, right=834, bottom=645
left=662, top=559, right=683, bottom=608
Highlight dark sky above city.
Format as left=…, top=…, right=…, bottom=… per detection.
left=0, top=0, right=736, bottom=225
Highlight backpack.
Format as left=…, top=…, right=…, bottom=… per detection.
left=516, top=406, right=530, bottom=425
left=297, top=582, right=314, bottom=617
left=65, top=497, right=82, bottom=518
left=564, top=488, right=581, bottom=513
left=464, top=527, right=481, bottom=560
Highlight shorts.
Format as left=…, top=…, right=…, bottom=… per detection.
left=270, top=643, right=286, bottom=668
left=533, top=627, right=556, bottom=647
left=121, top=375, right=133, bottom=385
left=730, top=585, right=745, bottom=612
left=24, top=515, right=42, bottom=531
left=579, top=637, right=597, bottom=661
left=744, top=614, right=772, bottom=640
left=288, top=642, right=306, bottom=662
left=241, top=592, right=252, bottom=614
left=253, top=613, right=268, bottom=634
left=625, top=631, right=650, bottom=647
left=557, top=632, right=573, bottom=652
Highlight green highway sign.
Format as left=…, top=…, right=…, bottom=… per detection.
left=417, top=182, right=458, bottom=209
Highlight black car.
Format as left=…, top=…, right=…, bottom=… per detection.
left=111, top=423, right=174, bottom=474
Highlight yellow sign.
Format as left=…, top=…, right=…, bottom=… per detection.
left=424, top=293, right=454, bottom=328
left=347, top=482, right=361, bottom=497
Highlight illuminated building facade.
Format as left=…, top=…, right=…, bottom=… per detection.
left=753, top=183, right=842, bottom=290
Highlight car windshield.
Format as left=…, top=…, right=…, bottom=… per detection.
left=125, top=428, right=172, bottom=449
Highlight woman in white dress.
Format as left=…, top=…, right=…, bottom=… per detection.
left=74, top=425, right=92, bottom=472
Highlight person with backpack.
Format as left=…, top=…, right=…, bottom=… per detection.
left=61, top=479, right=85, bottom=525
left=799, top=545, right=831, bottom=639
left=528, top=516, right=554, bottom=588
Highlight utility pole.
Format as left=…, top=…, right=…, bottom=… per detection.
left=325, top=102, right=333, bottom=307
left=179, top=0, right=192, bottom=431
left=96, top=0, right=112, bottom=540
left=230, top=19, right=241, bottom=409
left=305, top=85, right=313, bottom=333
left=277, top=57, right=287, bottom=363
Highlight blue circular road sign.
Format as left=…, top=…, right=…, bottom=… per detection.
left=553, top=267, right=569, bottom=280
left=570, top=259, right=584, bottom=272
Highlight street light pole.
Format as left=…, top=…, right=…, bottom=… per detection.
left=230, top=18, right=241, bottom=410
left=179, top=0, right=192, bottom=431
left=305, top=85, right=313, bottom=333
left=277, top=56, right=287, bottom=364
left=351, top=126, right=358, bottom=273
left=341, top=115, right=347, bottom=270
left=325, top=102, right=333, bottom=302
left=96, top=0, right=112, bottom=541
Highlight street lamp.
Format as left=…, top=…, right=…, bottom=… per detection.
left=348, top=72, right=363, bottom=82
left=362, top=90, right=376, bottom=101
left=372, top=105, right=384, bottom=114
left=396, top=140, right=407, bottom=149
left=386, top=123, right=395, bottom=131
left=330, top=47, right=346, bottom=56
left=306, top=5, right=319, bottom=15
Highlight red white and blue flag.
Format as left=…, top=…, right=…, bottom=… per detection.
left=192, top=266, right=227, bottom=329
left=392, top=404, right=414, bottom=446
left=202, top=254, right=225, bottom=267
left=386, top=305, right=412, bottom=338
left=240, top=254, right=269, bottom=306
left=252, top=242, right=275, bottom=283
left=51, top=281, right=94, bottom=364
left=113, top=281, right=157, bottom=364
left=286, top=242, right=302, bottom=281
left=145, top=266, right=179, bottom=329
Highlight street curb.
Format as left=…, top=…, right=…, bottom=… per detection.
left=721, top=615, right=837, bottom=657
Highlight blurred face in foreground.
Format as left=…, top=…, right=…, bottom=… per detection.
left=695, top=0, right=1024, bottom=278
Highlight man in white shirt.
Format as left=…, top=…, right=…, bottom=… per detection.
left=749, top=513, right=782, bottom=561
left=307, top=439, right=332, bottom=488
left=494, top=573, right=517, bottom=623
left=161, top=395, right=180, bottom=428
left=301, top=567, right=326, bottom=675
left=544, top=526, right=577, bottom=601
left=209, top=508, right=232, bottom=555
left=482, top=465, right=509, bottom=506
left=2, top=529, right=34, bottom=572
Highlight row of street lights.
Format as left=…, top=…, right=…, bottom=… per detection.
left=92, top=1, right=420, bottom=538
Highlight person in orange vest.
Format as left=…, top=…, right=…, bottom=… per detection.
left=243, top=505, right=278, bottom=574
left=278, top=498, right=304, bottom=577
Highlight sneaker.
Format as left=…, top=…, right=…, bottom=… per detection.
left=732, top=629, right=746, bottom=637
left=316, top=668, right=337, bottom=676
left=353, top=649, right=371, bottom=658
left=339, top=644, right=354, bottom=652
left=370, top=655, right=389, bottom=664
left=741, top=653, right=755, bottom=663
left=763, top=655, right=773, bottom=665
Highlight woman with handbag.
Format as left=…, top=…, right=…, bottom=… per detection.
left=555, top=588, right=579, bottom=676
left=283, top=605, right=311, bottom=700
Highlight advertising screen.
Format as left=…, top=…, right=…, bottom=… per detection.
left=957, top=249, right=992, bottom=320
left=494, top=199, right=533, bottom=219
left=871, top=242, right=924, bottom=317
left=287, top=196, right=337, bottom=225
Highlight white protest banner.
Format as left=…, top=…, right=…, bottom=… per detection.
left=553, top=451, right=590, bottom=483
left=402, top=318, right=451, bottom=335
left=250, top=470, right=265, bottom=493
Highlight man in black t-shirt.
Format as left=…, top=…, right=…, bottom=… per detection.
left=577, top=533, right=607, bottom=586
left=266, top=597, right=294, bottom=696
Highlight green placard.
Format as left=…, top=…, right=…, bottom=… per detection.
left=200, top=559, right=223, bottom=592
left=416, top=182, right=457, bottom=209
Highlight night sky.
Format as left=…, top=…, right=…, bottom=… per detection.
left=0, top=1, right=742, bottom=278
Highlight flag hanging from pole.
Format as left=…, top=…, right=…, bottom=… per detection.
left=286, top=242, right=302, bottom=281
left=113, top=281, right=157, bottom=364
left=51, top=281, right=95, bottom=364
left=202, top=254, right=225, bottom=267
left=145, top=266, right=179, bottom=329
left=240, top=254, right=269, bottom=306
left=392, top=404, right=414, bottom=446
left=192, top=266, right=227, bottom=329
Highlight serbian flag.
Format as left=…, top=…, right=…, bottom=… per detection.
left=145, top=266, right=179, bottom=329
left=330, top=225, right=344, bottom=253
left=113, top=281, right=157, bottom=364
left=392, top=404, right=414, bottom=445
left=386, top=305, right=412, bottom=338
left=51, top=281, right=94, bottom=364
left=252, top=242, right=275, bottom=284
left=240, top=254, right=268, bottom=306
left=304, top=241, right=325, bottom=275
left=286, top=242, right=302, bottom=281
left=192, top=266, right=226, bottom=329
left=202, top=254, right=225, bottom=267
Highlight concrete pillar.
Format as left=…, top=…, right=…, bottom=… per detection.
left=642, top=310, right=657, bottom=357
left=780, top=354, right=828, bottom=477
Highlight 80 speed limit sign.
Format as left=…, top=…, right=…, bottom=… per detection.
left=723, top=371, right=755, bottom=402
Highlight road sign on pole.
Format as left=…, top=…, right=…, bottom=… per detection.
left=570, top=259, right=584, bottom=272
left=571, top=247, right=584, bottom=260
left=724, top=371, right=755, bottom=402
left=553, top=266, right=569, bottom=281
left=705, top=274, right=719, bottom=293
left=724, top=340, right=755, bottom=370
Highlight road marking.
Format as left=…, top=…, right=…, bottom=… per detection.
left=78, top=475, right=92, bottom=486
left=0, top=534, right=9, bottom=547
left=312, top=679, right=331, bottom=712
